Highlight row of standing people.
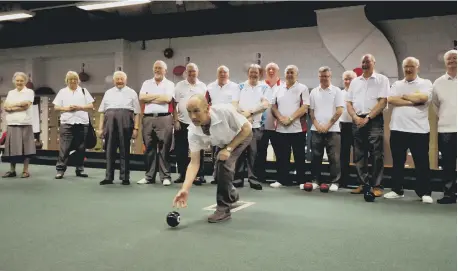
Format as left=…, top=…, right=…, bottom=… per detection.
left=2, top=51, right=456, bottom=205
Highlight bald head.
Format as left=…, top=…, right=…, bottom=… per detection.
left=187, top=94, right=210, bottom=126
left=187, top=94, right=208, bottom=108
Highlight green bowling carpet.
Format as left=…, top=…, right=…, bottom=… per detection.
left=0, top=165, right=455, bottom=271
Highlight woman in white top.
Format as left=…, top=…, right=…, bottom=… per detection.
left=2, top=72, right=35, bottom=178
left=53, top=71, right=94, bottom=179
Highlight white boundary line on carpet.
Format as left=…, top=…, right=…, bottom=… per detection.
left=202, top=201, right=256, bottom=213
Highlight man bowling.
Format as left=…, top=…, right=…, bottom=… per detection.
left=172, top=94, right=252, bottom=223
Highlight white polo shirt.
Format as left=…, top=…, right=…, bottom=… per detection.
left=310, top=85, right=345, bottom=132
left=188, top=104, right=250, bottom=152
left=139, top=78, right=174, bottom=114
left=272, top=81, right=310, bottom=133
left=389, top=77, right=432, bottom=134
left=346, top=72, right=390, bottom=115
left=5, top=87, right=35, bottom=126
left=261, top=79, right=282, bottom=131
left=340, top=89, right=353, bottom=123
left=232, top=81, right=268, bottom=129
left=53, top=86, right=94, bottom=125
left=98, top=86, right=141, bottom=114
left=432, top=73, right=457, bottom=133
left=206, top=80, right=239, bottom=105
left=174, top=79, right=207, bottom=124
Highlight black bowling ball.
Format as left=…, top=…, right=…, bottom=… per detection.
left=166, top=211, right=181, bottom=227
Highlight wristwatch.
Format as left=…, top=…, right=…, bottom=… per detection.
left=226, top=147, right=233, bottom=152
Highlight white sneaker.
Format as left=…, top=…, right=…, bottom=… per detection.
left=270, top=182, right=283, bottom=188
left=329, top=184, right=339, bottom=192
left=163, top=179, right=171, bottom=186
left=384, top=191, right=404, bottom=199
left=312, top=183, right=319, bottom=190
left=422, top=195, right=433, bottom=204
left=137, top=178, right=150, bottom=184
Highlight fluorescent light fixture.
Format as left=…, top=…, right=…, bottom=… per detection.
left=0, top=10, right=34, bottom=22
left=77, top=0, right=152, bottom=11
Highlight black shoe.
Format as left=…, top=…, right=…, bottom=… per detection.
left=233, top=181, right=244, bottom=188
left=210, top=180, right=217, bottom=185
left=174, top=177, right=184, bottom=183
left=437, top=196, right=457, bottom=204
left=76, top=172, right=88, bottom=178
left=249, top=182, right=262, bottom=190
left=121, top=180, right=130, bottom=185
left=100, top=180, right=113, bottom=185
left=193, top=176, right=206, bottom=186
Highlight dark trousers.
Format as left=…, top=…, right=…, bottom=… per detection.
left=103, top=109, right=134, bottom=181
left=234, top=128, right=262, bottom=185
left=216, top=132, right=253, bottom=212
left=273, top=132, right=306, bottom=185
left=56, top=124, right=88, bottom=173
left=438, top=132, right=457, bottom=198
left=390, top=131, right=431, bottom=196
left=340, top=122, right=354, bottom=186
left=352, top=115, right=384, bottom=188
left=255, top=129, right=278, bottom=182
left=174, top=121, right=204, bottom=179
left=142, top=114, right=173, bottom=182
left=311, top=131, right=341, bottom=184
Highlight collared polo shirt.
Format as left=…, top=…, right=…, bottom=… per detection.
left=174, top=79, right=207, bottom=124
left=432, top=73, right=457, bottom=133
left=53, top=86, right=94, bottom=125
left=139, top=77, right=175, bottom=114
left=232, top=80, right=268, bottom=129
left=389, top=76, right=433, bottom=133
left=310, top=85, right=345, bottom=132
left=206, top=80, right=239, bottom=105
left=98, top=86, right=141, bottom=114
left=346, top=72, right=390, bottom=115
left=188, top=104, right=251, bottom=152
left=272, top=81, right=310, bottom=133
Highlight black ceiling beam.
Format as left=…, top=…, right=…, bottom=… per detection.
left=0, top=1, right=455, bottom=49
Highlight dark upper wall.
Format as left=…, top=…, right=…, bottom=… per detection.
left=0, top=1, right=455, bottom=49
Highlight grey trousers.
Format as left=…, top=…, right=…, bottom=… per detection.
left=103, top=109, right=134, bottom=181
left=234, top=128, right=262, bottom=185
left=216, top=132, right=253, bottom=212
left=311, top=131, right=341, bottom=184
left=142, top=114, right=173, bottom=182
left=56, top=124, right=88, bottom=173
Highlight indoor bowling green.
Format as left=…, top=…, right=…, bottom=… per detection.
left=0, top=165, right=455, bottom=271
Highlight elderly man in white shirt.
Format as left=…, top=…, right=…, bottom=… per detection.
left=137, top=60, right=175, bottom=186
left=231, top=64, right=268, bottom=190
left=97, top=71, right=141, bottom=185
left=432, top=49, right=457, bottom=204
left=172, top=94, right=253, bottom=223
left=205, top=65, right=239, bottom=185
left=256, top=62, right=282, bottom=184
left=53, top=71, right=94, bottom=179
left=173, top=63, right=207, bottom=186
left=304, top=66, right=344, bottom=192
left=2, top=72, right=35, bottom=179
left=340, top=70, right=357, bottom=187
left=205, top=65, right=239, bottom=105
left=270, top=65, right=310, bottom=188
left=346, top=54, right=389, bottom=198
left=385, top=57, right=433, bottom=203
